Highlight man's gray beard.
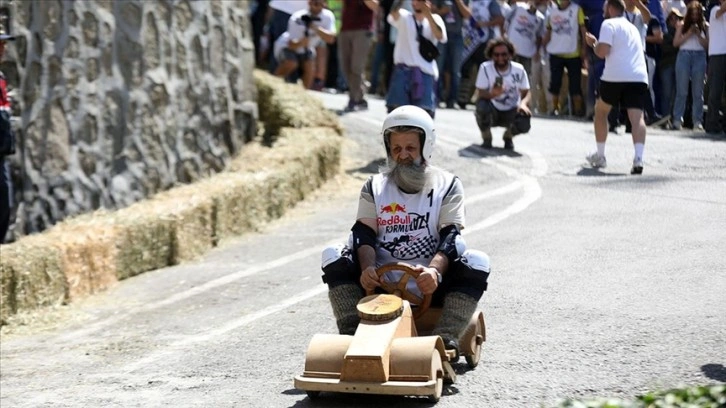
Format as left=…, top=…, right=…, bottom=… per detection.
left=380, top=158, right=429, bottom=193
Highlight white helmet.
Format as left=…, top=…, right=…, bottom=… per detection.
left=381, top=105, right=436, bottom=162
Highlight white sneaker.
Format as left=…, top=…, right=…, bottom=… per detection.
left=586, top=152, right=607, bottom=168
left=631, top=157, right=643, bottom=175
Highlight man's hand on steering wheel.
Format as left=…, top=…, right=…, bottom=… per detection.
left=414, top=265, right=439, bottom=295
left=360, top=265, right=381, bottom=291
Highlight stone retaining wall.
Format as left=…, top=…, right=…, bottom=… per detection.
left=1, top=0, right=256, bottom=241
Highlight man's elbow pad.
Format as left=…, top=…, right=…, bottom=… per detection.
left=351, top=221, right=377, bottom=251
left=437, top=224, right=466, bottom=262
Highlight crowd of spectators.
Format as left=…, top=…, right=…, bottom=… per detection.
left=249, top=0, right=726, bottom=135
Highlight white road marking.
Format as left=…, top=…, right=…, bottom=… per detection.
left=122, top=284, right=328, bottom=373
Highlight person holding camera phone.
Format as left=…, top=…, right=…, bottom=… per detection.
left=385, top=0, right=448, bottom=118
left=474, top=38, right=532, bottom=150
left=273, top=0, right=337, bottom=89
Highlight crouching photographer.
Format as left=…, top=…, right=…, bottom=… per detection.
left=273, top=0, right=337, bottom=89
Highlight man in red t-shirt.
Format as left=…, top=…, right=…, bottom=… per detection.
left=0, top=24, right=16, bottom=243
left=339, top=0, right=379, bottom=112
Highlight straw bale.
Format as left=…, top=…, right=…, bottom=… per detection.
left=0, top=235, right=66, bottom=323
left=42, top=223, right=120, bottom=301
left=253, top=70, right=342, bottom=140
left=142, top=187, right=215, bottom=264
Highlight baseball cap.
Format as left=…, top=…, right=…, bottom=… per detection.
left=668, top=7, right=684, bottom=18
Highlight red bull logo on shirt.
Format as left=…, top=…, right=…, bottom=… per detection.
left=380, top=202, right=406, bottom=214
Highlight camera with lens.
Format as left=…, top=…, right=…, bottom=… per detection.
left=300, top=14, right=321, bottom=27
left=300, top=14, right=321, bottom=37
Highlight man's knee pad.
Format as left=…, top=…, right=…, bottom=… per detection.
left=451, top=249, right=491, bottom=299
left=512, top=114, right=531, bottom=135
left=475, top=99, right=494, bottom=130
left=321, top=243, right=358, bottom=287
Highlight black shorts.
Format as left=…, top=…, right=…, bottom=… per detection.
left=599, top=81, right=648, bottom=109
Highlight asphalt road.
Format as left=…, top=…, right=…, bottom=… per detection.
left=1, top=92, right=725, bottom=408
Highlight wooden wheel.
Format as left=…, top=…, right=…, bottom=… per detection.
left=366, top=262, right=432, bottom=319
left=465, top=317, right=483, bottom=368
left=428, top=350, right=444, bottom=402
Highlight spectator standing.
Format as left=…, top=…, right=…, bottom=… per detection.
left=577, top=0, right=607, bottom=119
left=475, top=38, right=533, bottom=150
left=585, top=0, right=650, bottom=174
left=369, top=4, right=388, bottom=96
left=273, top=0, right=337, bottom=89
left=672, top=0, right=708, bottom=130
left=659, top=8, right=682, bottom=121
left=0, top=24, right=15, bottom=243
left=531, top=0, right=555, bottom=114
left=458, top=0, right=505, bottom=108
left=645, top=16, right=665, bottom=120
left=339, top=0, right=378, bottom=112
left=386, top=0, right=448, bottom=117
left=705, top=0, right=726, bottom=134
left=432, top=0, right=468, bottom=109
left=663, top=0, right=687, bottom=15
left=543, top=0, right=588, bottom=117
left=496, top=0, right=513, bottom=37
left=505, top=0, right=546, bottom=75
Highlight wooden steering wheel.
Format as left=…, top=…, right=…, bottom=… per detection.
left=366, top=262, right=432, bottom=319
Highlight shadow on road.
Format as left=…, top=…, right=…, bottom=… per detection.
left=701, top=363, right=726, bottom=381
left=282, top=388, right=440, bottom=407
left=576, top=167, right=628, bottom=177
left=459, top=144, right=523, bottom=159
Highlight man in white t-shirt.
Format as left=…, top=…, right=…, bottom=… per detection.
left=705, top=0, right=726, bottom=134
left=584, top=0, right=649, bottom=174
left=320, top=106, right=491, bottom=358
left=505, top=0, right=545, bottom=75
left=386, top=0, right=447, bottom=117
left=273, top=0, right=337, bottom=89
left=474, top=38, right=532, bottom=150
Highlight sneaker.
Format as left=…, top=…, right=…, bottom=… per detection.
left=671, top=122, right=682, bottom=130
left=343, top=100, right=356, bottom=112
left=631, top=157, right=643, bottom=175
left=311, top=78, right=324, bottom=92
left=355, top=99, right=369, bottom=111
left=609, top=125, right=619, bottom=134
left=503, top=138, right=514, bottom=150
left=482, top=139, right=493, bottom=149
left=586, top=152, right=607, bottom=168
left=693, top=122, right=704, bottom=131
left=549, top=109, right=560, bottom=117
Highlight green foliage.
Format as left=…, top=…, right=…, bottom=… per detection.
left=553, top=385, right=726, bottom=408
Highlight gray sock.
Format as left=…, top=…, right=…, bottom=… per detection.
left=432, top=292, right=479, bottom=341
left=328, top=284, right=363, bottom=335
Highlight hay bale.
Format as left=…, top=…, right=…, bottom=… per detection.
left=43, top=223, right=120, bottom=301
left=68, top=209, right=176, bottom=281
left=193, top=171, right=270, bottom=243
left=254, top=70, right=342, bottom=140
left=141, top=187, right=215, bottom=264
left=0, top=235, right=66, bottom=323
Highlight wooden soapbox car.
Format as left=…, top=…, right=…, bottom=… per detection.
left=294, top=262, right=486, bottom=402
